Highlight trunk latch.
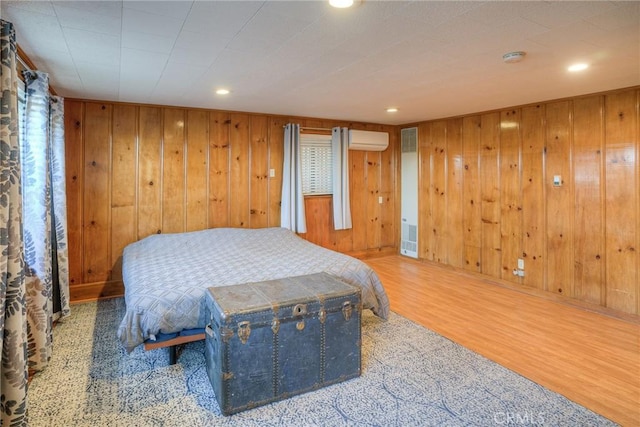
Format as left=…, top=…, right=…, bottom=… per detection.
left=342, top=301, right=353, bottom=321
left=237, top=321, right=251, bottom=344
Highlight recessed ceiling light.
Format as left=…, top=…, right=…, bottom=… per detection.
left=329, top=0, right=354, bottom=8
left=386, top=108, right=398, bottom=113
left=216, top=88, right=230, bottom=95
left=568, top=63, right=589, bottom=72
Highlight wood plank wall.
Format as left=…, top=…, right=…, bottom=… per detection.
left=413, top=87, right=639, bottom=315
left=64, top=100, right=398, bottom=301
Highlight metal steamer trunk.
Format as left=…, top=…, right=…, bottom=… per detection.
left=204, top=272, right=362, bottom=415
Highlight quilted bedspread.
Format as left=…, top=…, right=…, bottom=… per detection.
left=117, top=227, right=390, bottom=352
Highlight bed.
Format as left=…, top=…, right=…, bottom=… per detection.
left=117, top=227, right=390, bottom=356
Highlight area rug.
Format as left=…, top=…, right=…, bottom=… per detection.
left=28, top=298, right=615, bottom=426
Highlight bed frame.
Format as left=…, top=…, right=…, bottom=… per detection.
left=143, top=331, right=205, bottom=364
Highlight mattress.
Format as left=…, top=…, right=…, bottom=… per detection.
left=117, top=227, right=390, bottom=352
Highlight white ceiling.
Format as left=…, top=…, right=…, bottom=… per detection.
left=2, top=0, right=638, bottom=125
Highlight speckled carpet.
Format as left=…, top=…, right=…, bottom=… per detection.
left=28, top=298, right=614, bottom=426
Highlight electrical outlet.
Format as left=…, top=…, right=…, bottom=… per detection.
left=553, top=175, right=561, bottom=186
left=269, top=169, right=275, bottom=178
left=378, top=196, right=383, bottom=204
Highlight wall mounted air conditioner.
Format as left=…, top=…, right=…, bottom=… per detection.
left=348, top=130, right=389, bottom=151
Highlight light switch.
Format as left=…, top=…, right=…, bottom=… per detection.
left=553, top=175, right=561, bottom=186
left=269, top=169, right=275, bottom=178
left=378, top=196, right=383, bottom=204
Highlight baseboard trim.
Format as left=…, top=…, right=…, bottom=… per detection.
left=346, top=246, right=397, bottom=260
left=70, top=281, right=124, bottom=304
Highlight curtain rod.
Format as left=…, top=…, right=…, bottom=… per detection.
left=16, top=54, right=32, bottom=72
left=282, top=125, right=333, bottom=131
left=16, top=45, right=34, bottom=72
left=303, top=126, right=332, bottom=131
left=16, top=44, right=58, bottom=96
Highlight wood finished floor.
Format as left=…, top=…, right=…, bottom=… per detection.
left=364, top=255, right=640, bottom=426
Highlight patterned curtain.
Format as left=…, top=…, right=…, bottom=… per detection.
left=281, top=123, right=306, bottom=233
left=331, top=127, right=352, bottom=230
left=22, top=70, right=70, bottom=372
left=1, top=19, right=29, bottom=427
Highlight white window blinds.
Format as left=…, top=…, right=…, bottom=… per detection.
left=301, top=133, right=333, bottom=195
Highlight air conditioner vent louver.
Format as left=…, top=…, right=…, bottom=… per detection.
left=401, top=223, right=418, bottom=257
left=401, top=127, right=417, bottom=153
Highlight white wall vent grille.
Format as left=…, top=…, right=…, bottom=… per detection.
left=400, top=126, right=419, bottom=258
left=401, top=222, right=418, bottom=256
left=401, top=127, right=417, bottom=153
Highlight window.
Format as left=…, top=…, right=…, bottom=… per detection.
left=301, top=133, right=332, bottom=195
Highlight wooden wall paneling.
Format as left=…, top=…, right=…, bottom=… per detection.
left=431, top=121, right=448, bottom=264
left=268, top=117, right=286, bottom=228
left=229, top=113, right=250, bottom=228
left=350, top=149, right=368, bottom=251
left=356, top=122, right=389, bottom=252
left=480, top=113, right=501, bottom=277
left=572, top=96, right=605, bottom=305
left=82, top=103, right=111, bottom=283
left=446, top=119, right=464, bottom=268
left=64, top=100, right=84, bottom=286
left=499, top=109, right=522, bottom=282
left=417, top=122, right=433, bottom=260
left=545, top=101, right=574, bottom=296
left=380, top=131, right=396, bottom=249
left=64, top=87, right=636, bottom=314
left=250, top=115, right=269, bottom=228
left=63, top=101, right=395, bottom=300
left=209, top=111, right=230, bottom=228
left=462, top=116, right=481, bottom=272
left=520, top=105, right=546, bottom=290
left=185, top=110, right=209, bottom=232
left=161, top=108, right=186, bottom=233
left=604, top=91, right=638, bottom=314
left=366, top=151, right=381, bottom=249
left=300, top=118, right=325, bottom=130
left=334, top=226, right=354, bottom=254
left=334, top=211, right=354, bottom=254
left=110, top=104, right=137, bottom=281
left=137, top=107, right=163, bottom=239
left=304, top=196, right=333, bottom=248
